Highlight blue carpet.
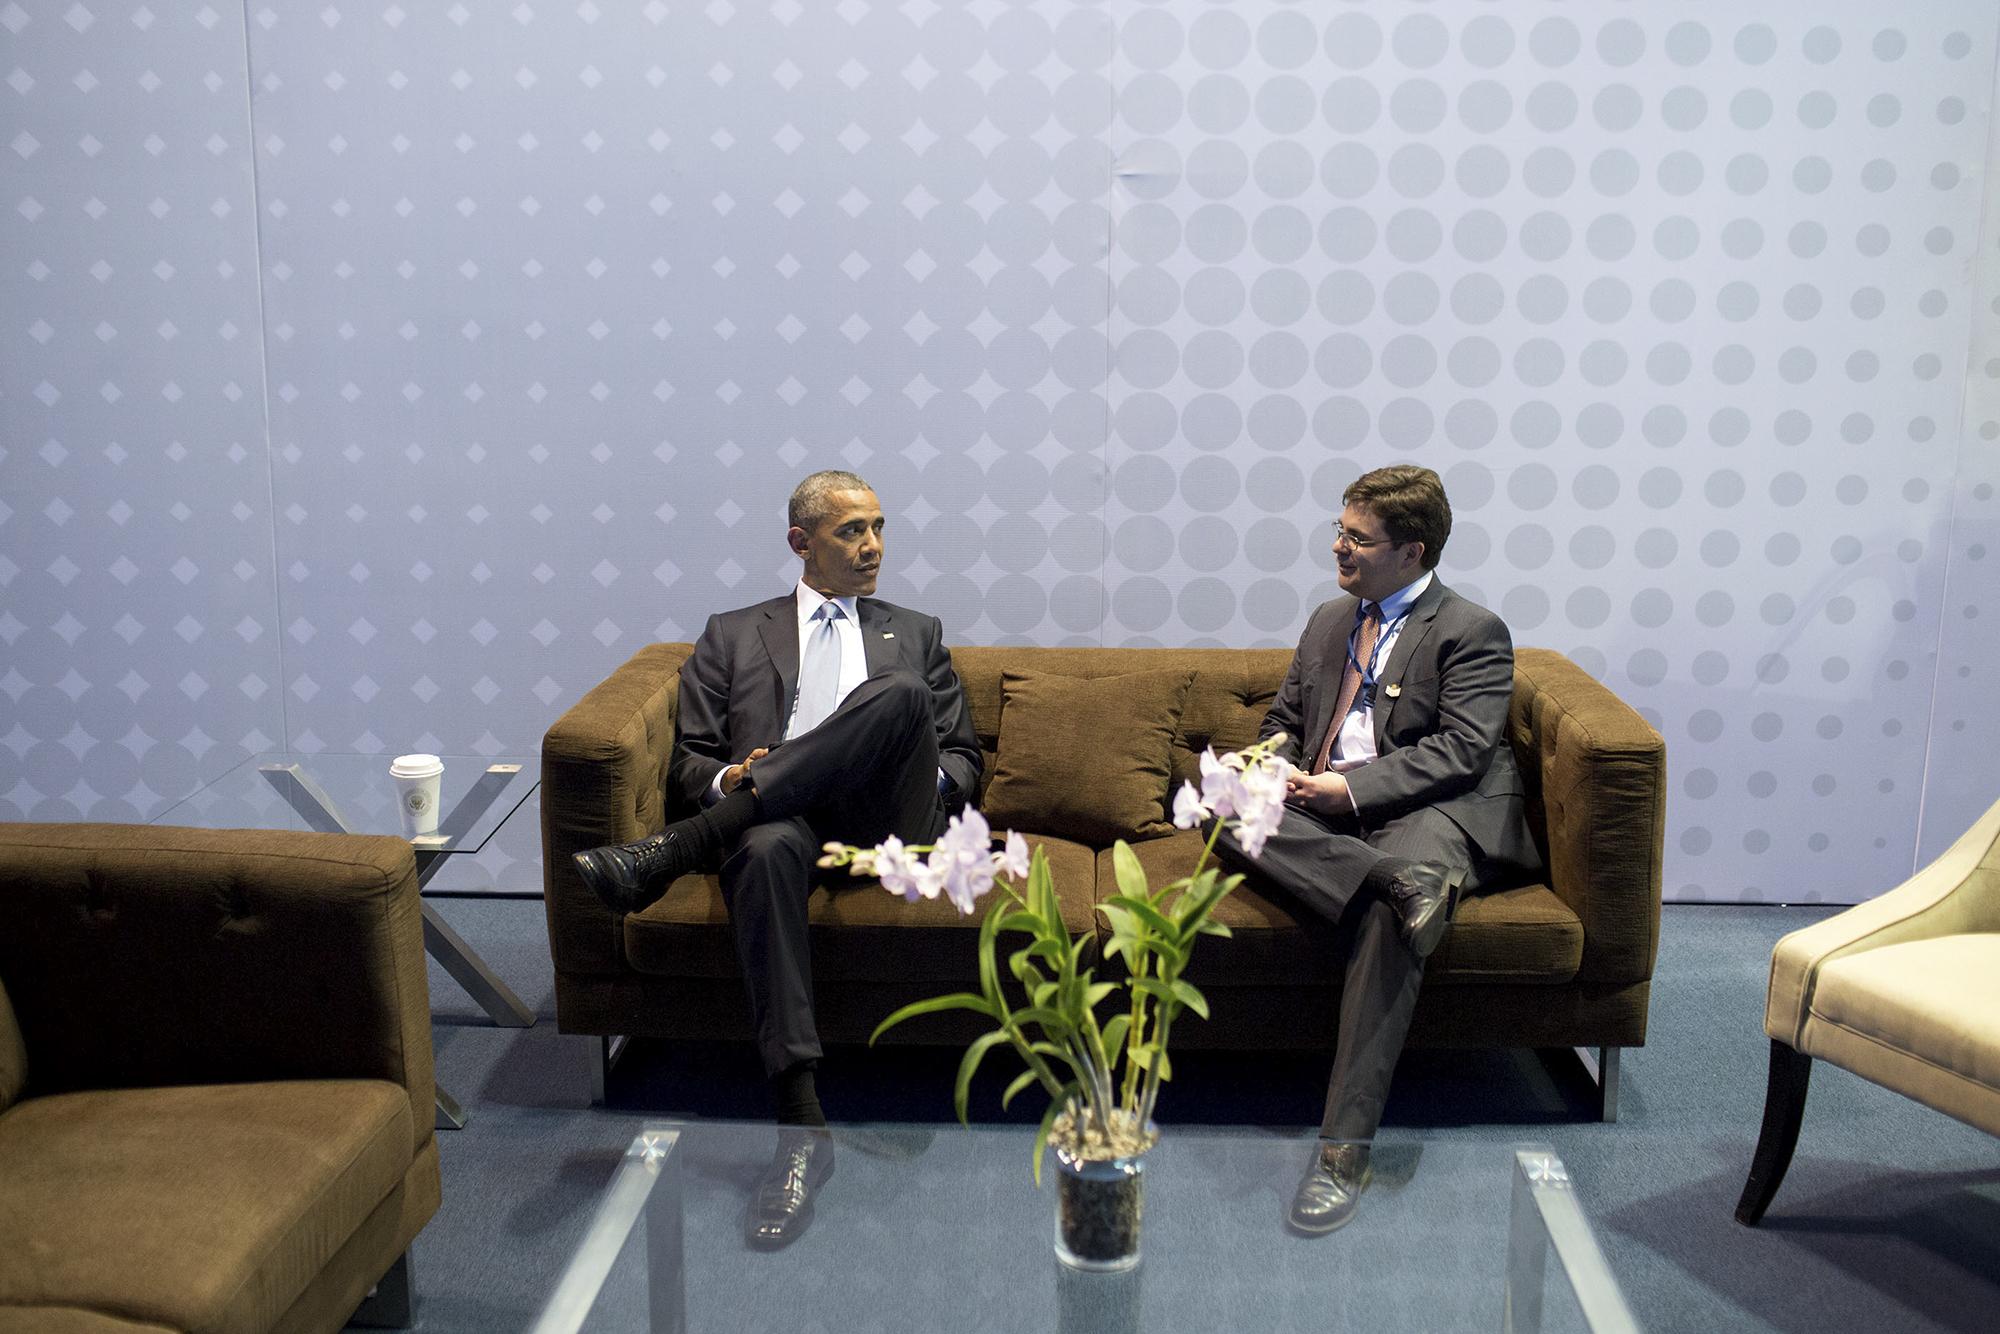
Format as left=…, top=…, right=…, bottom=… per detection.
left=394, top=901, right=1999, bottom=1332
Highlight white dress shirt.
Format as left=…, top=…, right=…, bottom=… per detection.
left=1329, top=571, right=1432, bottom=809
left=704, top=583, right=866, bottom=805
left=785, top=582, right=866, bottom=739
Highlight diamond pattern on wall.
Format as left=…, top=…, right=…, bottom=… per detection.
left=4, top=0, right=1999, bottom=902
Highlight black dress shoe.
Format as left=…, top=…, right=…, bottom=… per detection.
left=1382, top=861, right=1465, bottom=960
left=747, top=1129, right=835, bottom=1250
left=571, top=826, right=703, bottom=915
left=1288, top=1141, right=1371, bottom=1235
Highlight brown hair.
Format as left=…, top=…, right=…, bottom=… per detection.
left=1343, top=465, right=1450, bottom=570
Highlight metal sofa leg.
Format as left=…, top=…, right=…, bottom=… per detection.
left=589, top=1034, right=630, bottom=1105
left=1736, top=1039, right=1813, bottom=1226
left=1572, top=1045, right=1621, bottom=1122
left=349, top=1250, right=415, bottom=1328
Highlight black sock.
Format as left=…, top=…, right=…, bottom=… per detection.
left=674, top=786, right=760, bottom=862
left=1360, top=856, right=1415, bottom=898
left=772, top=1060, right=827, bottom=1127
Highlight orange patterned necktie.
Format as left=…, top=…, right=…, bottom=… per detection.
left=1312, top=601, right=1381, bottom=774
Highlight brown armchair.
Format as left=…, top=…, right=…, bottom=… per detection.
left=0, top=823, right=441, bottom=1333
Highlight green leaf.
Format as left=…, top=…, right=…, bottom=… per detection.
left=976, top=901, right=1005, bottom=1005
left=1008, top=1005, right=1076, bottom=1038
left=1031, top=980, right=1058, bottom=1009
left=953, top=1030, right=1012, bottom=1124
left=1010, top=955, right=1046, bottom=987
left=1020, top=938, right=1068, bottom=969
left=1195, top=919, right=1233, bottom=938
left=1027, top=846, right=1057, bottom=924
left=1127, top=1044, right=1173, bottom=1081
left=1084, top=981, right=1118, bottom=1007
left=1171, top=978, right=1210, bottom=1020
left=869, top=992, right=998, bottom=1045
left=1111, top=840, right=1149, bottom=900
left=1105, top=894, right=1182, bottom=946
left=1001, top=1068, right=1042, bottom=1110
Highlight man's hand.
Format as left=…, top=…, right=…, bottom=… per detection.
left=723, top=747, right=770, bottom=795
left=1285, top=768, right=1353, bottom=817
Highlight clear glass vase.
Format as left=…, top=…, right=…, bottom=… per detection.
left=1052, top=1137, right=1148, bottom=1272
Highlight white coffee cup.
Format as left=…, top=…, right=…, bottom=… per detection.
left=390, top=754, right=445, bottom=837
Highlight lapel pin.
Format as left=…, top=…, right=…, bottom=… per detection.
left=882, top=631, right=895, bottom=639
left=1385, top=683, right=1402, bottom=699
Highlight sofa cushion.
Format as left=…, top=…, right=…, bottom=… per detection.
left=949, top=647, right=1292, bottom=804
left=0, top=1079, right=413, bottom=1334
left=1099, top=831, right=1582, bottom=987
left=1811, top=935, right=2000, bottom=1093
left=0, top=978, right=23, bottom=1112
left=624, top=835, right=1102, bottom=983
left=981, top=667, right=1196, bottom=845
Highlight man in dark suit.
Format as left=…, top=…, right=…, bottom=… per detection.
left=1213, top=464, right=1540, bottom=1235
left=570, top=469, right=981, bottom=1247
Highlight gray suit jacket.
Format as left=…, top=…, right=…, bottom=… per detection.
left=666, top=593, right=982, bottom=811
left=1262, top=578, right=1539, bottom=869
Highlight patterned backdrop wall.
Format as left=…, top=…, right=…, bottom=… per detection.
left=5, top=1, right=1999, bottom=902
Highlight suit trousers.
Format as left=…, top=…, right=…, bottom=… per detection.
left=720, top=665, right=951, bottom=1076
left=1213, top=800, right=1479, bottom=1142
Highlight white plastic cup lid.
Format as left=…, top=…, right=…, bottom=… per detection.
left=390, top=753, right=443, bottom=778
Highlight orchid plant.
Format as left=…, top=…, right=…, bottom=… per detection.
left=819, top=736, right=1291, bottom=1179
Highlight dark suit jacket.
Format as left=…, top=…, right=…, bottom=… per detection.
left=1261, top=578, right=1539, bottom=870
left=667, top=593, right=982, bottom=811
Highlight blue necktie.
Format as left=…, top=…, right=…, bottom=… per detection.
left=793, top=602, right=844, bottom=736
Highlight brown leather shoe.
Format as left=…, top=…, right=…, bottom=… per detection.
left=747, top=1129, right=836, bottom=1250
left=1288, top=1141, right=1371, bottom=1235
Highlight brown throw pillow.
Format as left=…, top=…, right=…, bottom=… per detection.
left=981, top=667, right=1196, bottom=844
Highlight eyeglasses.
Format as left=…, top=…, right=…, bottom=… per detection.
left=1330, top=524, right=1395, bottom=551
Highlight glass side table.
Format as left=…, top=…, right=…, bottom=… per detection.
left=153, top=751, right=542, bottom=1129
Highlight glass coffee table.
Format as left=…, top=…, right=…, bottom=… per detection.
left=152, top=751, right=541, bottom=1129
left=529, top=1122, right=1641, bottom=1333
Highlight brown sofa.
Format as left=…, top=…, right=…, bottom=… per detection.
left=0, top=823, right=440, bottom=1334
left=542, top=644, right=1665, bottom=1118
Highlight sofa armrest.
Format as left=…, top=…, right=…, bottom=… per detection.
left=0, top=823, right=434, bottom=1155
left=541, top=642, right=694, bottom=975
left=1511, top=649, right=1666, bottom=988
left=1766, top=793, right=2000, bottom=1046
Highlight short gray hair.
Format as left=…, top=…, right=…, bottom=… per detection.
left=788, top=470, right=872, bottom=531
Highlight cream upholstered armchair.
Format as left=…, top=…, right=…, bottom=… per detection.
left=1736, top=795, right=2000, bottom=1225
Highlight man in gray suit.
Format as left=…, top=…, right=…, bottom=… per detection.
left=1213, top=464, right=1540, bottom=1235
left=571, top=469, right=981, bottom=1247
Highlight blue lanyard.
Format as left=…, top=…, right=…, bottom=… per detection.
left=1346, top=603, right=1410, bottom=692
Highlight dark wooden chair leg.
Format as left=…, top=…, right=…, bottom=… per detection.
left=349, top=1251, right=415, bottom=1328
left=1735, top=1039, right=1812, bottom=1226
